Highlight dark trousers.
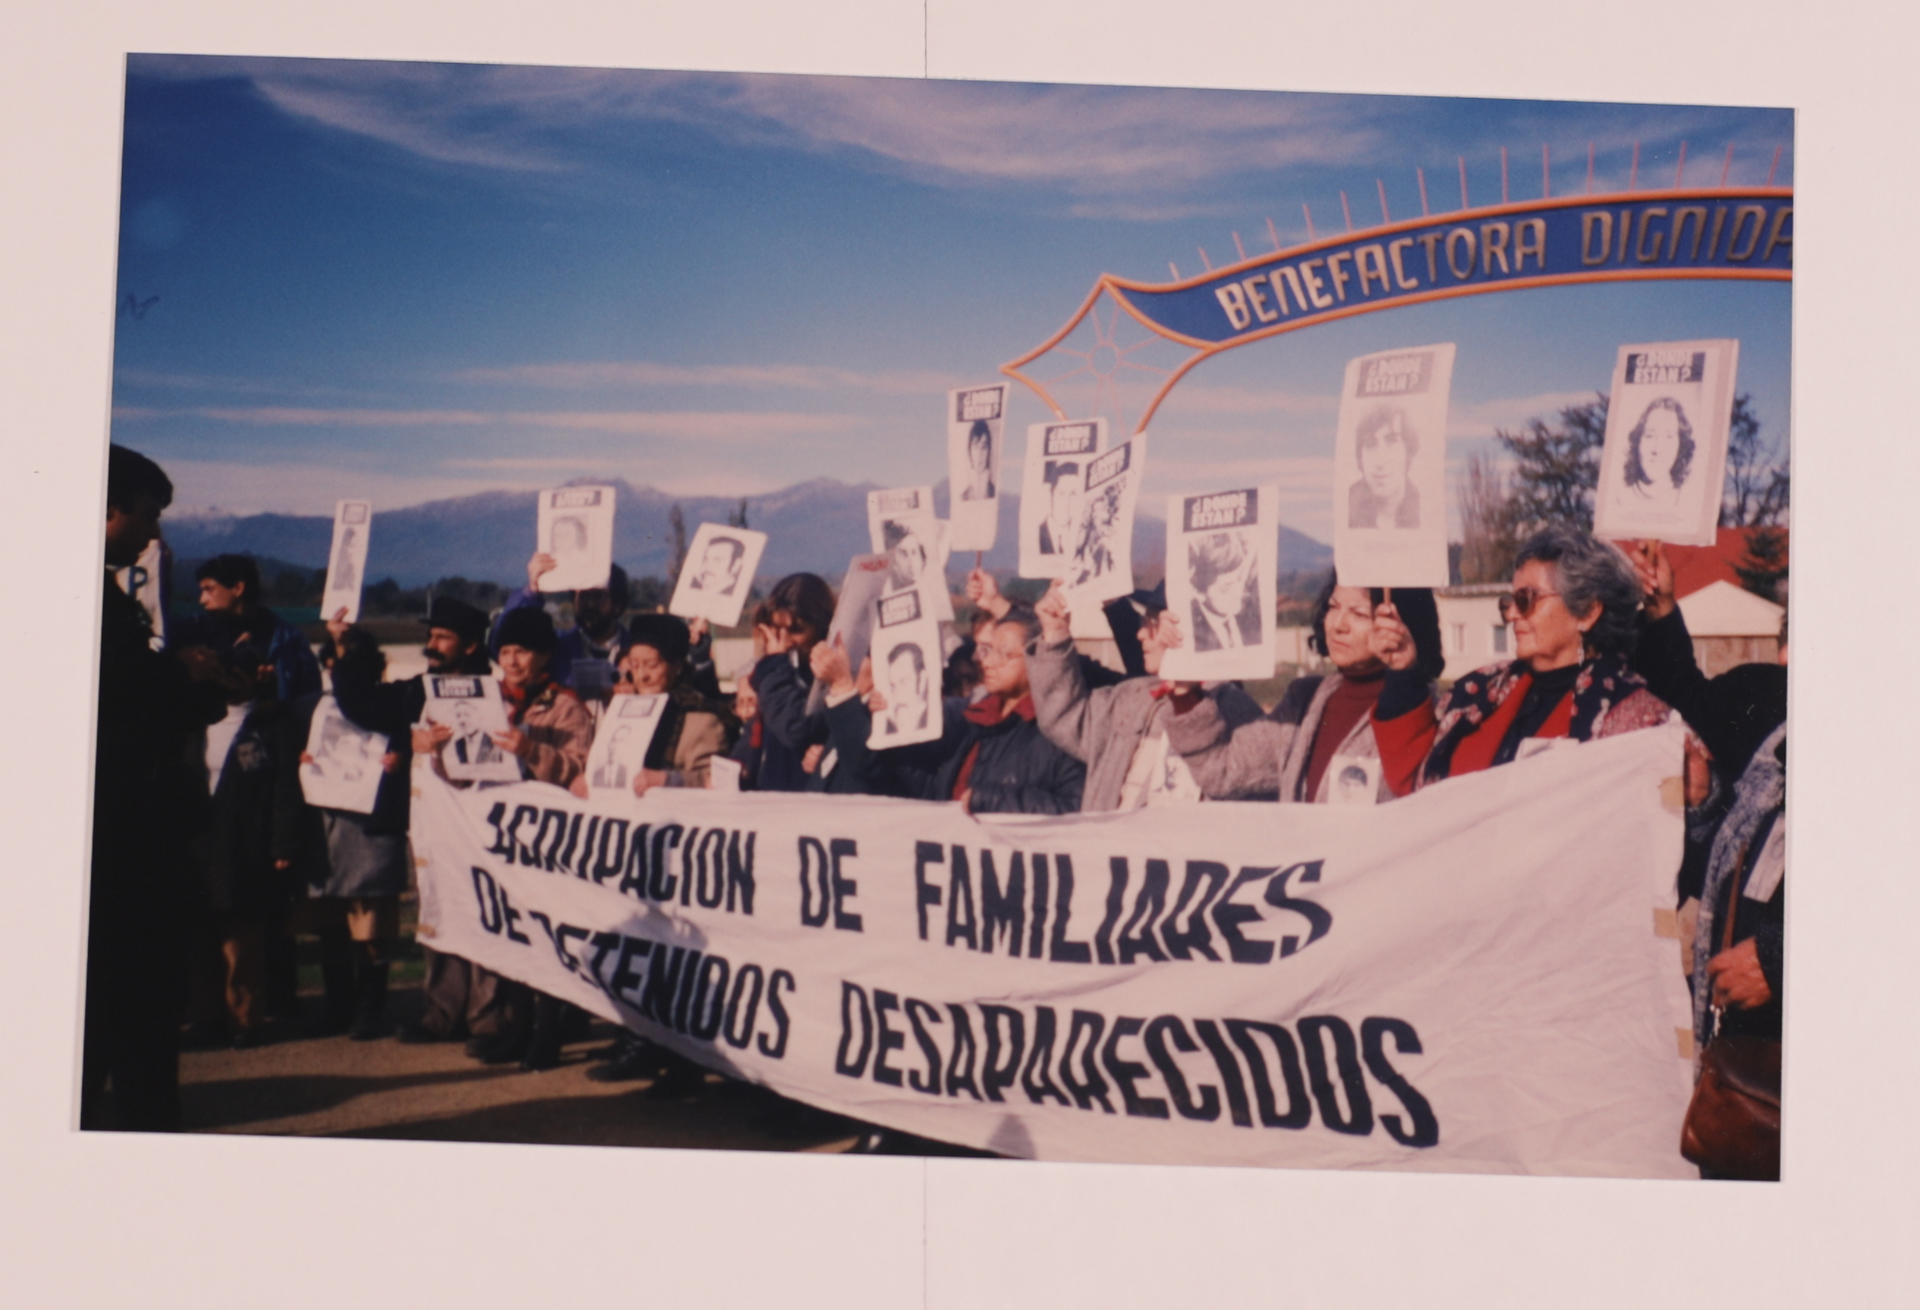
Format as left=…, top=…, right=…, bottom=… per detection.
left=417, top=946, right=516, bottom=1038
left=80, top=897, right=184, bottom=1132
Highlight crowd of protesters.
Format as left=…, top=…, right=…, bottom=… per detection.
left=85, top=443, right=1785, bottom=1175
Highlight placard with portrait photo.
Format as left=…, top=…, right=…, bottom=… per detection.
left=804, top=553, right=893, bottom=717
left=422, top=675, right=520, bottom=784
left=320, top=499, right=372, bottom=623
left=1331, top=343, right=1455, bottom=587
left=584, top=692, right=667, bottom=799
left=1018, top=417, right=1107, bottom=578
left=668, top=521, right=769, bottom=627
left=1061, top=432, right=1146, bottom=610
left=535, top=484, right=617, bottom=593
left=1592, top=339, right=1739, bottom=546
left=866, top=485, right=953, bottom=621
left=1159, top=484, right=1278, bottom=683
left=297, top=694, right=388, bottom=814
left=866, top=585, right=944, bottom=750
left=114, top=536, right=168, bottom=650
left=947, top=382, right=1009, bottom=552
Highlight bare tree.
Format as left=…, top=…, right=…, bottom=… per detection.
left=1456, top=448, right=1520, bottom=584
left=667, top=503, right=688, bottom=583
left=1719, top=396, right=1789, bottom=528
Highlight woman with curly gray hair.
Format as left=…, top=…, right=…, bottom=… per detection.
left=1368, top=524, right=1669, bottom=794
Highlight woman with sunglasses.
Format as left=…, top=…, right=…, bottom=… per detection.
left=1369, top=524, right=1669, bottom=794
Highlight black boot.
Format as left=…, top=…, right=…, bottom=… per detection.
left=585, top=1032, right=668, bottom=1083
left=519, top=993, right=564, bottom=1071
left=317, top=931, right=354, bottom=1036
left=348, top=955, right=391, bottom=1041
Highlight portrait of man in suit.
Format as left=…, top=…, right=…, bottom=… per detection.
left=880, top=642, right=931, bottom=736
left=591, top=724, right=634, bottom=790
left=448, top=699, right=502, bottom=767
left=1187, top=531, right=1262, bottom=652
left=1036, top=460, right=1081, bottom=556
left=690, top=534, right=747, bottom=596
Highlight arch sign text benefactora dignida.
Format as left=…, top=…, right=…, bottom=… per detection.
left=1003, top=187, right=1792, bottom=431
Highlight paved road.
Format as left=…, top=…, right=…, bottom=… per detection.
left=178, top=984, right=864, bottom=1154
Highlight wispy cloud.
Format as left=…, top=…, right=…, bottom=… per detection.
left=688, top=78, right=1385, bottom=198
left=155, top=456, right=531, bottom=518
left=157, top=452, right=802, bottom=518
left=1160, top=383, right=1341, bottom=419
left=112, top=366, right=367, bottom=399
left=449, top=359, right=961, bottom=396
left=112, top=402, right=858, bottom=441
left=130, top=57, right=1385, bottom=211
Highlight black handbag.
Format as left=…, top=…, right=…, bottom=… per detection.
left=1679, top=870, right=1781, bottom=1180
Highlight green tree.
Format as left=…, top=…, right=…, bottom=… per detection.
left=1493, top=392, right=1608, bottom=535
left=1474, top=392, right=1787, bottom=598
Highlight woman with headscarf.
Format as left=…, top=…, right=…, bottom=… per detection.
left=610, top=613, right=738, bottom=793
left=1161, top=577, right=1444, bottom=805
left=423, top=606, right=592, bottom=1070
left=1369, top=525, right=1669, bottom=793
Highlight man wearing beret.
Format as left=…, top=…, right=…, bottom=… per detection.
left=327, top=595, right=506, bottom=1045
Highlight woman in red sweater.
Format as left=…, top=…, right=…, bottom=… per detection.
left=1369, top=525, right=1668, bottom=795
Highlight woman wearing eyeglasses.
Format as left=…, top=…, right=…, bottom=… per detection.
left=1368, top=524, right=1669, bottom=795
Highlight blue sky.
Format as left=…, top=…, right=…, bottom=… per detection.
left=108, top=55, right=1793, bottom=542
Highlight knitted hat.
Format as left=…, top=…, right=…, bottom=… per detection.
left=495, top=605, right=558, bottom=654
left=627, top=612, right=691, bottom=666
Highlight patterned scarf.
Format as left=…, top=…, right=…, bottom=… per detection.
left=1690, top=723, right=1788, bottom=1046
left=1423, top=654, right=1652, bottom=784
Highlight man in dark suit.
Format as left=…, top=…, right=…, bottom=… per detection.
left=86, top=446, right=227, bottom=1129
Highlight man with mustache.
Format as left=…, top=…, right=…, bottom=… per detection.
left=328, top=596, right=510, bottom=1046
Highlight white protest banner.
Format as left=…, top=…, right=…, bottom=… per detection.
left=536, top=485, right=617, bottom=593
left=321, top=499, right=372, bottom=622
left=947, top=383, right=1010, bottom=552
left=867, top=585, right=944, bottom=749
left=707, top=755, right=743, bottom=792
left=1019, top=417, right=1106, bottom=578
left=1331, top=344, right=1455, bottom=587
left=669, top=523, right=768, bottom=628
left=804, top=554, right=894, bottom=718
left=866, top=486, right=952, bottom=621
left=411, top=723, right=1695, bottom=1177
left=298, top=694, right=388, bottom=814
left=1062, top=433, right=1146, bottom=611
left=1592, top=339, right=1740, bottom=547
left=422, top=675, right=520, bottom=784
left=1160, top=485, right=1278, bottom=683
left=585, top=693, right=668, bottom=799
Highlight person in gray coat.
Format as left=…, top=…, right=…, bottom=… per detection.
left=1027, top=582, right=1263, bottom=812
left=1162, top=577, right=1443, bottom=805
